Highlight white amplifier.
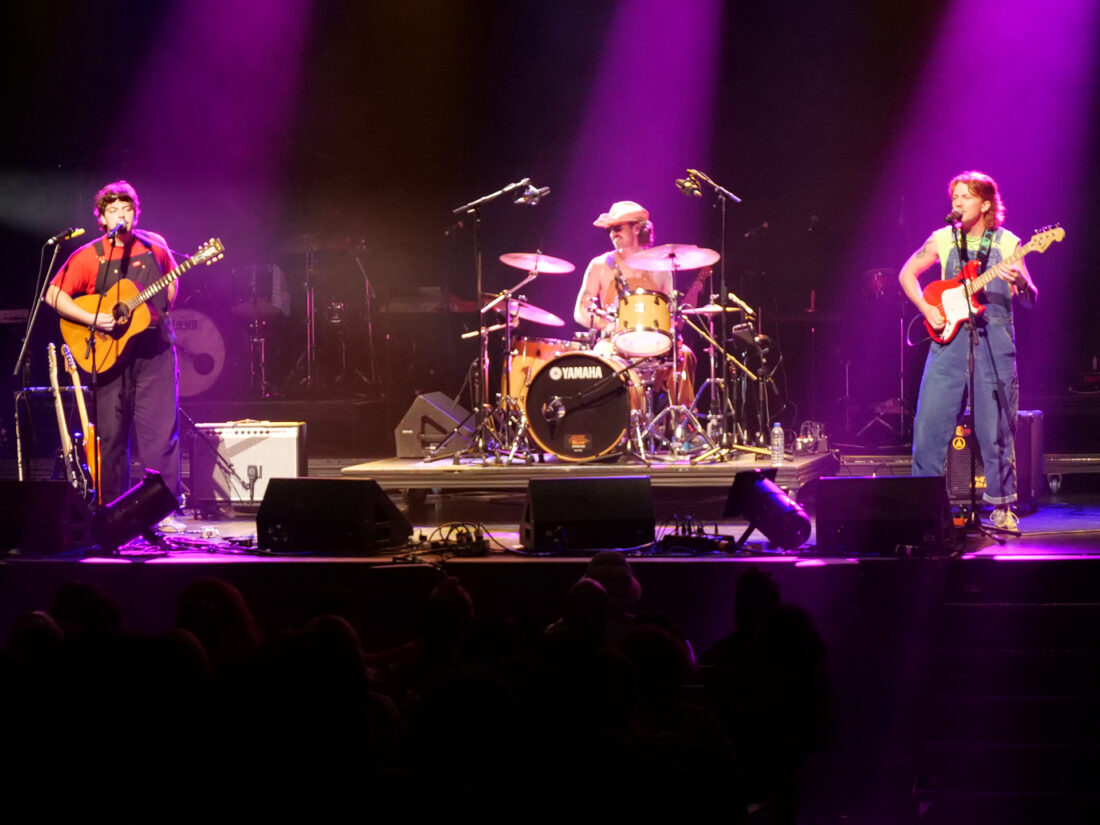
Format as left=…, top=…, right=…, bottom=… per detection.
left=191, top=421, right=307, bottom=507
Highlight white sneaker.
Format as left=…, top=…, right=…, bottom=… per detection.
left=990, top=506, right=1020, bottom=532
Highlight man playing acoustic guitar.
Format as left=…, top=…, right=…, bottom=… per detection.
left=46, top=180, right=181, bottom=507
left=898, top=170, right=1038, bottom=532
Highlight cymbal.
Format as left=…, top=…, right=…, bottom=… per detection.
left=681, top=303, right=742, bottom=316
left=481, top=293, right=564, bottom=327
left=499, top=252, right=576, bottom=274
left=624, top=244, right=720, bottom=271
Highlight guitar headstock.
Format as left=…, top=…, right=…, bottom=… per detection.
left=61, top=343, right=79, bottom=378
left=193, top=238, right=226, bottom=267
left=1028, top=224, right=1066, bottom=253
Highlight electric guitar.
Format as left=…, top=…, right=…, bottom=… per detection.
left=922, top=225, right=1064, bottom=344
left=47, top=342, right=95, bottom=504
left=61, top=342, right=100, bottom=503
left=59, top=238, right=225, bottom=374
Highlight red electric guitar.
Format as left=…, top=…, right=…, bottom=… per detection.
left=922, top=225, right=1064, bottom=344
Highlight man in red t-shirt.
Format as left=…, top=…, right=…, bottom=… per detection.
left=46, top=180, right=181, bottom=506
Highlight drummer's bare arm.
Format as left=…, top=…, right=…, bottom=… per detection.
left=574, top=259, right=608, bottom=329
left=654, top=269, right=674, bottom=297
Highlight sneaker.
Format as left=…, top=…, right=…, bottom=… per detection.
left=155, top=515, right=187, bottom=533
left=990, top=506, right=1020, bottom=532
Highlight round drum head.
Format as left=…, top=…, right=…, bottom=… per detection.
left=525, top=352, right=632, bottom=461
left=168, top=308, right=226, bottom=397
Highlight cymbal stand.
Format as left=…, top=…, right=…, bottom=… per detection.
left=349, top=242, right=381, bottom=390
left=681, top=313, right=771, bottom=463
left=689, top=305, right=741, bottom=444
left=644, top=288, right=714, bottom=458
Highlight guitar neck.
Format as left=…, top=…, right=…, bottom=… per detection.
left=124, top=254, right=201, bottom=314
left=46, top=345, right=74, bottom=455
left=970, top=242, right=1033, bottom=292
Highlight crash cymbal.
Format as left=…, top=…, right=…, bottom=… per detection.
left=624, top=244, right=720, bottom=272
left=681, top=303, right=743, bottom=316
left=482, top=293, right=564, bottom=327
left=499, top=252, right=576, bottom=274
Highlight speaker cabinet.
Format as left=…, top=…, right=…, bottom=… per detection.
left=816, top=475, right=950, bottom=556
left=394, top=392, right=473, bottom=458
left=0, top=481, right=93, bottom=556
left=256, top=477, right=412, bottom=556
left=520, top=476, right=654, bottom=554
left=192, top=421, right=307, bottom=508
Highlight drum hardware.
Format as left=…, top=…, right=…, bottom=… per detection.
left=423, top=226, right=575, bottom=463
left=622, top=244, right=721, bottom=273
left=613, top=289, right=672, bottom=358
left=349, top=243, right=382, bottom=388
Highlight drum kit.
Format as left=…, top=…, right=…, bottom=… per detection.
left=430, top=243, right=773, bottom=464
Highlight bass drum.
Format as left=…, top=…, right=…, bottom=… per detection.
left=525, top=351, right=644, bottom=461
left=167, top=308, right=226, bottom=397
left=503, top=337, right=584, bottom=404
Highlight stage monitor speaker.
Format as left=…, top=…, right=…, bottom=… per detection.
left=256, top=477, right=412, bottom=556
left=394, top=392, right=473, bottom=458
left=0, top=481, right=93, bottom=556
left=816, top=475, right=950, bottom=556
left=520, top=476, right=654, bottom=554
left=946, top=410, right=1043, bottom=510
left=191, top=421, right=307, bottom=508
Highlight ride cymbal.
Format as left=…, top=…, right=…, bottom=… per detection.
left=624, top=244, right=720, bottom=271
left=498, top=252, right=576, bottom=274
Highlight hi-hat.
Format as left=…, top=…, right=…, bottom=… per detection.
left=482, top=293, right=564, bottom=326
left=499, top=252, right=575, bottom=274
left=624, top=244, right=720, bottom=271
left=681, top=303, right=742, bottom=316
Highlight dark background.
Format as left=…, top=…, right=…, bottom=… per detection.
left=2, top=1, right=1097, bottom=446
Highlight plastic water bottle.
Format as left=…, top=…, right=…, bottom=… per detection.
left=770, top=422, right=784, bottom=466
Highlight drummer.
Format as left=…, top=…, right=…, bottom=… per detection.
left=573, top=200, right=695, bottom=404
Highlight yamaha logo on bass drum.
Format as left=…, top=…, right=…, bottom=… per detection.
left=547, top=364, right=605, bottom=381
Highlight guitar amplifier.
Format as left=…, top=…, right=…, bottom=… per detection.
left=191, top=421, right=307, bottom=508
left=946, top=410, right=1042, bottom=510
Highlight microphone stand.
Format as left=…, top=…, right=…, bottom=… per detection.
left=953, top=225, right=1011, bottom=549
left=11, top=241, right=67, bottom=481
left=686, top=169, right=743, bottom=449
left=431, top=178, right=532, bottom=464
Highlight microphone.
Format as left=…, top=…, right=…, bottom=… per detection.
left=107, top=220, right=128, bottom=239
left=514, top=184, right=551, bottom=205
left=675, top=176, right=701, bottom=197
left=743, top=221, right=769, bottom=239
left=727, top=291, right=756, bottom=319
left=45, top=227, right=85, bottom=246
left=945, top=209, right=963, bottom=224
left=542, top=396, right=566, bottom=423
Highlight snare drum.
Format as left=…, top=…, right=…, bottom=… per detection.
left=613, top=289, right=671, bottom=357
left=503, top=337, right=584, bottom=404
left=524, top=351, right=645, bottom=461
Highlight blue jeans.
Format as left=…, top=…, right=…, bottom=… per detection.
left=911, top=318, right=1018, bottom=505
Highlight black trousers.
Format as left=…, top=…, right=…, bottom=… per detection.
left=93, top=326, right=180, bottom=505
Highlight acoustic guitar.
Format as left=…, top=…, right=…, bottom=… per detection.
left=59, top=238, right=224, bottom=374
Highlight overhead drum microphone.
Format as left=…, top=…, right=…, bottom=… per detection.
left=675, top=176, right=701, bottom=197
